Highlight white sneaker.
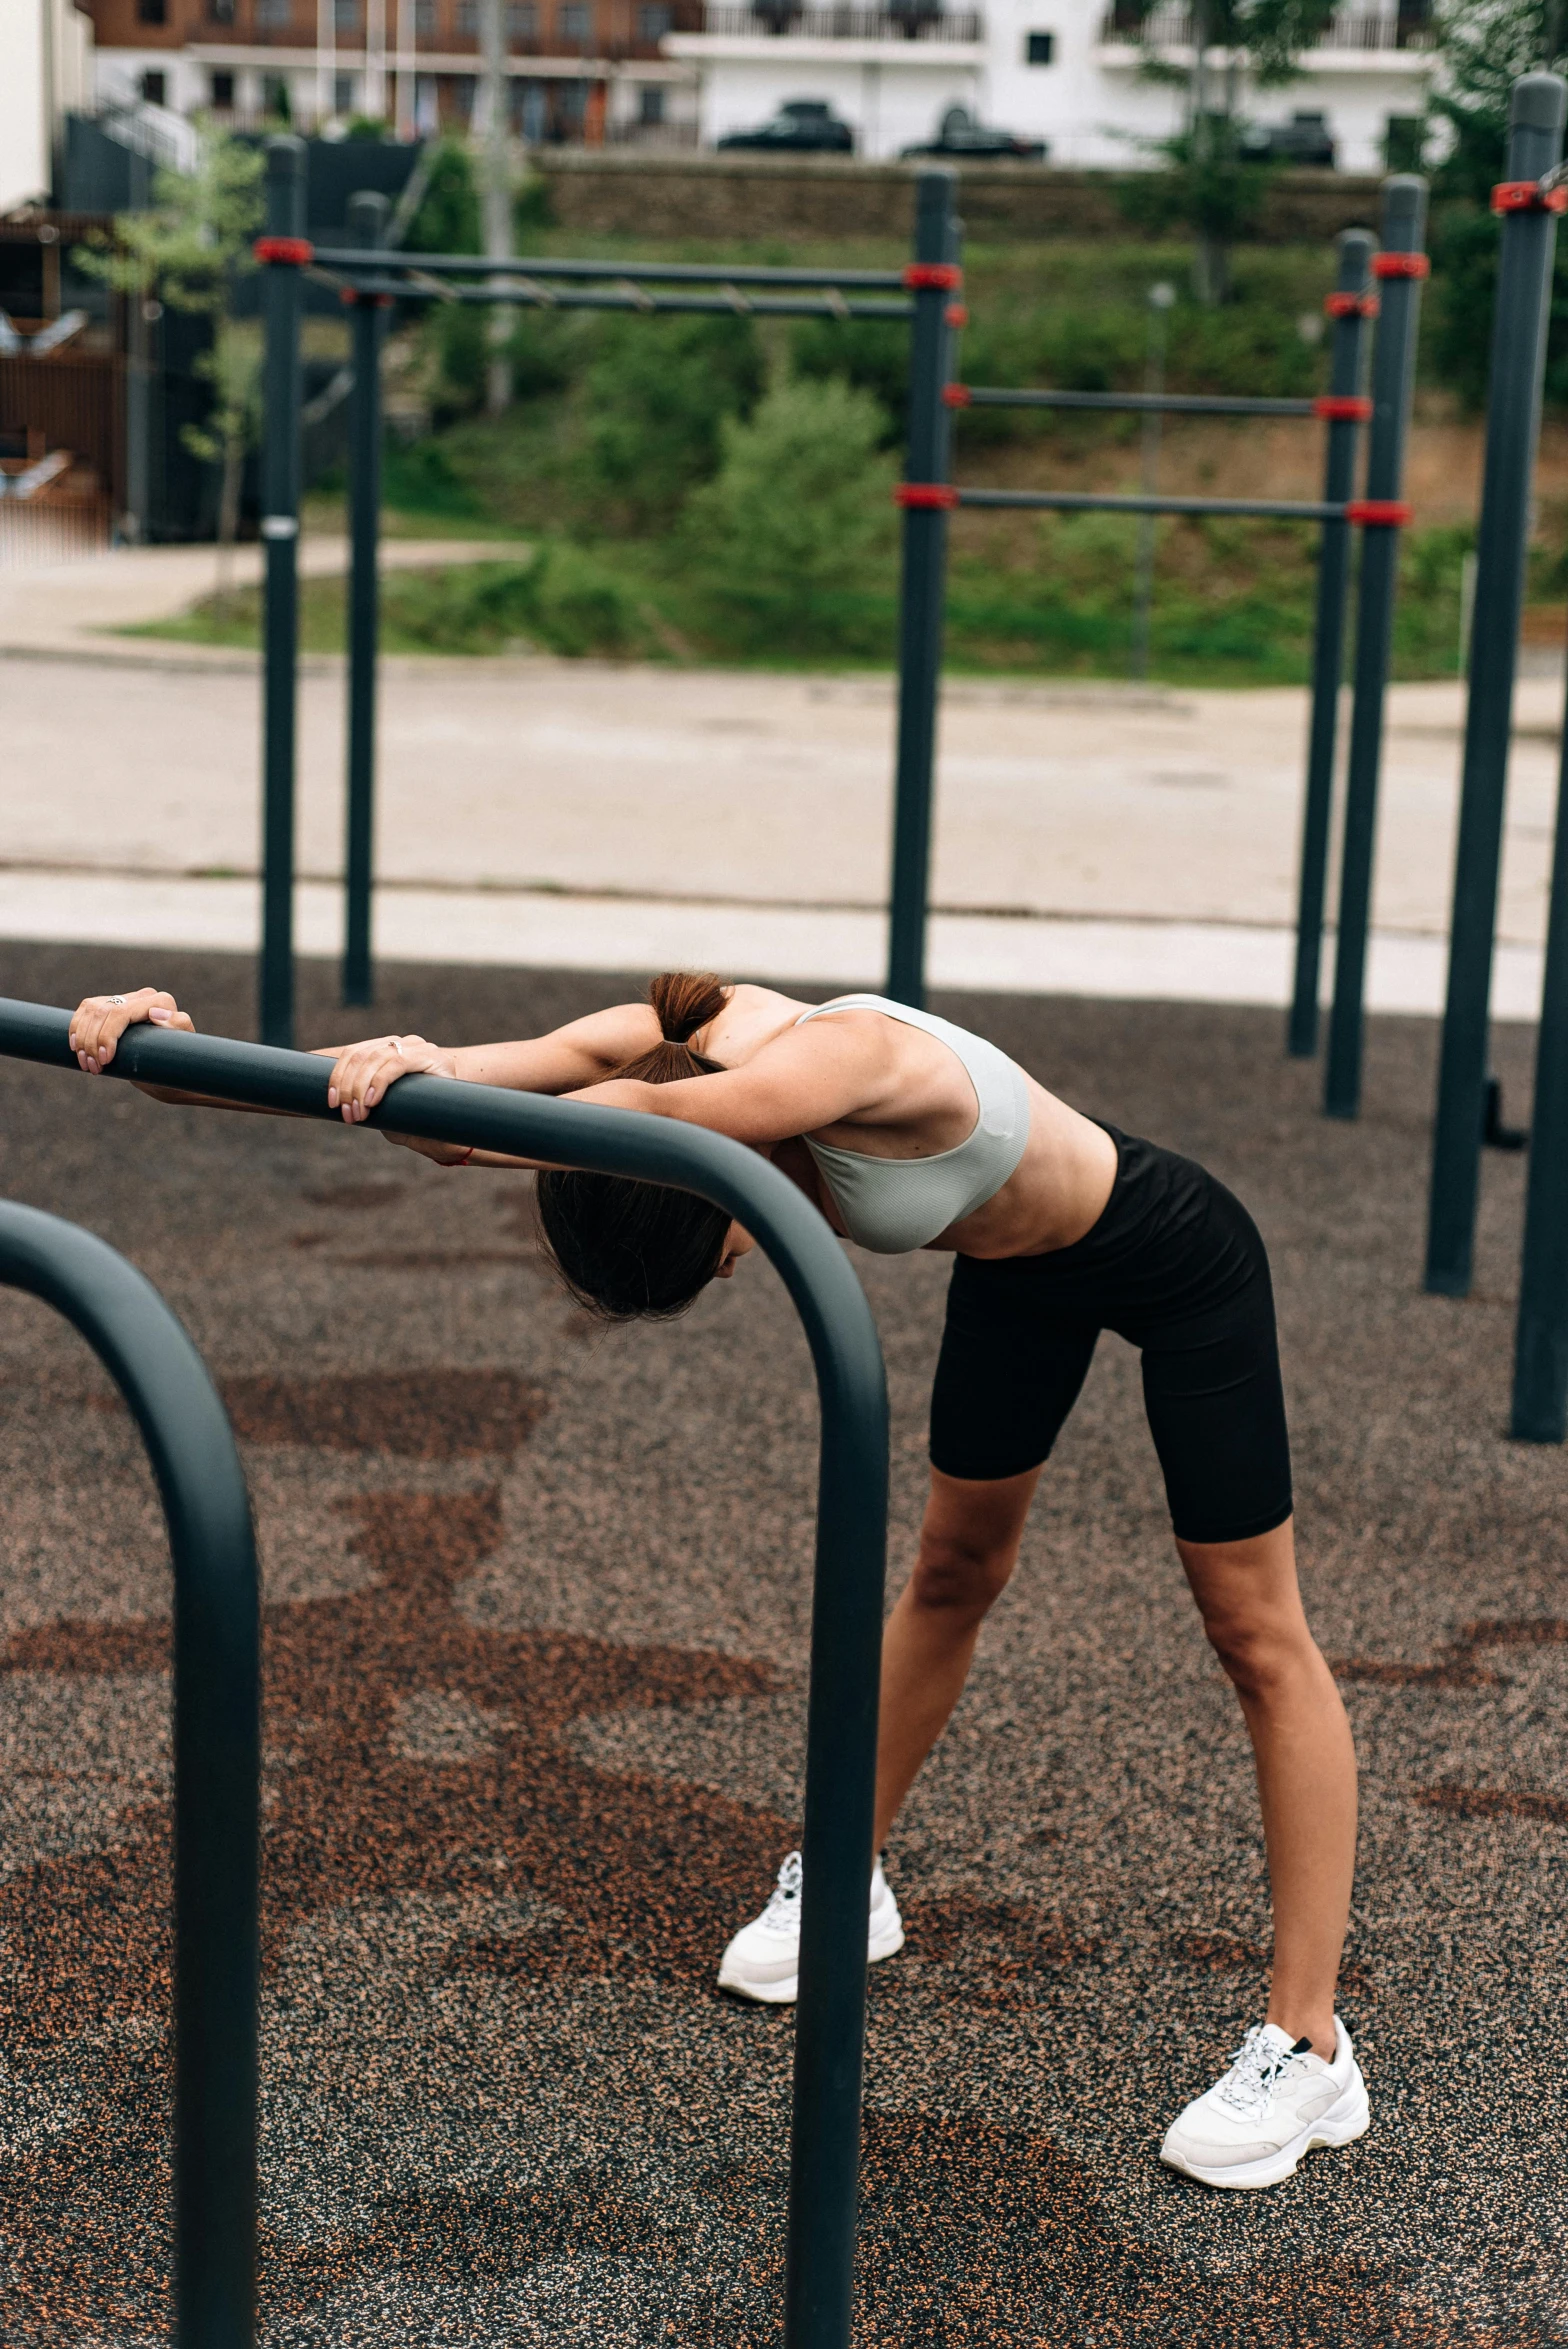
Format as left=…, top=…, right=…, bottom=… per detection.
left=1159, top=2016, right=1370, bottom=2190
left=716, top=1849, right=905, bottom=2004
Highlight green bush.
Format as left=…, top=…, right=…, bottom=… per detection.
left=406, top=136, right=480, bottom=256
left=575, top=312, right=763, bottom=532
left=378, top=548, right=661, bottom=659
left=682, top=374, right=898, bottom=656
left=790, top=316, right=908, bottom=442
left=380, top=437, right=481, bottom=519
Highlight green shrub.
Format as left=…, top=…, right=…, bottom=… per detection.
left=575, top=312, right=763, bottom=531
left=682, top=374, right=898, bottom=656
left=381, top=435, right=481, bottom=519
left=377, top=548, right=660, bottom=659
left=790, top=316, right=908, bottom=442
left=406, top=136, right=480, bottom=255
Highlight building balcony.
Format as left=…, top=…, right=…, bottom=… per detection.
left=1096, top=3, right=1435, bottom=57
left=689, top=3, right=981, bottom=37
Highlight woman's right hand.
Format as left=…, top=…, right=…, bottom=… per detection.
left=69, top=988, right=193, bottom=1073
left=325, top=1032, right=457, bottom=1124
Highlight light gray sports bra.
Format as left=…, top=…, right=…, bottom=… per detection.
left=794, top=994, right=1032, bottom=1254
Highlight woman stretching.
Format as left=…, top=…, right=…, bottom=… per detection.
left=69, top=972, right=1368, bottom=2190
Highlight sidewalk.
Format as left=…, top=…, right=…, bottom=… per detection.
left=5, top=547, right=1562, bottom=1014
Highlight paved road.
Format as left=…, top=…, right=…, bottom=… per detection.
left=6, top=547, right=1564, bottom=1011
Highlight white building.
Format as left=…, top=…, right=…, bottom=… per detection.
left=2, top=0, right=97, bottom=214
left=666, top=0, right=1436, bottom=170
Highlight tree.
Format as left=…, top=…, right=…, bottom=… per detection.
left=79, top=123, right=264, bottom=581
left=1426, top=0, right=1568, bottom=409
left=1118, top=0, right=1339, bottom=302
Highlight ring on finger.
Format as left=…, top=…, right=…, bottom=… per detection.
left=109, top=995, right=127, bottom=1007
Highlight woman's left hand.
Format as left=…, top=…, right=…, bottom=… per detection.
left=323, top=1032, right=456, bottom=1124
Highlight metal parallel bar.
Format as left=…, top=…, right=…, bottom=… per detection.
left=1427, top=72, right=1568, bottom=1292
left=310, top=247, right=908, bottom=290
left=956, top=487, right=1343, bottom=521
left=1513, top=641, right=1568, bottom=1438
left=960, top=386, right=1318, bottom=417
left=259, top=135, right=306, bottom=1052
left=0, top=1194, right=260, bottom=2349
left=885, top=169, right=959, bottom=1017
left=343, top=192, right=390, bottom=1011
left=0, top=999, right=889, bottom=2349
left=1322, top=175, right=1429, bottom=1121
left=1288, top=227, right=1377, bottom=1060
left=314, top=272, right=912, bottom=320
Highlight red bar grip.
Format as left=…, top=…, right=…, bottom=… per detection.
left=254, top=235, right=314, bottom=266
left=895, top=483, right=959, bottom=509
left=1372, top=250, right=1429, bottom=280
left=945, top=304, right=968, bottom=328
left=1314, top=395, right=1372, bottom=422
left=904, top=262, right=963, bottom=291
left=1493, top=179, right=1568, bottom=214
left=1325, top=291, right=1379, bottom=320
left=1347, top=498, right=1412, bottom=527
left=942, top=383, right=972, bottom=407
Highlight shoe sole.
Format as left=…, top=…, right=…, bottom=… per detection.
left=1160, top=2077, right=1370, bottom=2191
left=717, top=1914, right=906, bottom=2006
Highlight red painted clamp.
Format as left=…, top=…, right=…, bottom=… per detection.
left=1493, top=180, right=1568, bottom=214
left=904, top=262, right=963, bottom=291
left=254, top=235, right=314, bottom=266
left=945, top=304, right=969, bottom=328
left=942, top=383, right=972, bottom=407
left=1314, top=395, right=1373, bottom=422
left=1347, top=498, right=1412, bottom=527
left=895, top=483, right=959, bottom=509
left=1325, top=291, right=1379, bottom=320
left=1372, top=250, right=1429, bottom=279
left=339, top=290, right=393, bottom=308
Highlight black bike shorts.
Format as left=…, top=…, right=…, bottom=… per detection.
left=929, top=1127, right=1292, bottom=1547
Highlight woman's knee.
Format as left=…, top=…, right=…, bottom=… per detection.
left=1201, top=1606, right=1319, bottom=1705
left=909, top=1524, right=1018, bottom=1618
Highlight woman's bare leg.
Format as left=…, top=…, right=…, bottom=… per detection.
left=872, top=1466, right=1040, bottom=1852
left=1176, top=1516, right=1356, bottom=2060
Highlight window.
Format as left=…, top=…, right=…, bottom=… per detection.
left=559, top=1, right=591, bottom=39
left=207, top=0, right=237, bottom=21
left=140, top=67, right=168, bottom=101
left=136, top=0, right=167, bottom=22
left=638, top=82, right=664, bottom=120
left=209, top=67, right=236, bottom=104
left=456, top=0, right=477, bottom=29
left=414, top=0, right=436, bottom=34
left=1024, top=28, right=1053, bottom=62
left=334, top=0, right=359, bottom=28
left=1384, top=113, right=1424, bottom=171
left=508, top=0, right=538, bottom=36
left=256, top=0, right=293, bottom=28
left=637, top=2, right=671, bottom=33
left=262, top=70, right=291, bottom=110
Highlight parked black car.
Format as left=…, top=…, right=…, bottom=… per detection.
left=1239, top=110, right=1336, bottom=167
left=717, top=99, right=856, bottom=152
left=901, top=104, right=1046, bottom=160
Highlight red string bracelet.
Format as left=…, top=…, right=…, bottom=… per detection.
left=447, top=1145, right=475, bottom=1167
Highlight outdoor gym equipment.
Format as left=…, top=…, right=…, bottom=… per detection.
left=253, top=138, right=961, bottom=1037
left=932, top=191, right=1426, bottom=1069
left=1425, top=74, right=1568, bottom=1310
left=0, top=1181, right=260, bottom=2349
left=0, top=994, right=890, bottom=2349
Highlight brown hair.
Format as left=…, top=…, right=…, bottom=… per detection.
left=535, top=972, right=735, bottom=1321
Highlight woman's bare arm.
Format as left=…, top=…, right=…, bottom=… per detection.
left=567, top=1016, right=892, bottom=1148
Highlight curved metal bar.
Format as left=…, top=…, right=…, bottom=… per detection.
left=0, top=1197, right=259, bottom=2349
left=0, top=998, right=890, bottom=2349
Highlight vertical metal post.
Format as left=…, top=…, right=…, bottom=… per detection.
left=259, top=137, right=307, bottom=1051
left=885, top=168, right=960, bottom=1011
left=1322, top=175, right=1428, bottom=1119
left=343, top=189, right=390, bottom=1009
left=1130, top=280, right=1175, bottom=682
left=1287, top=227, right=1376, bottom=1058
left=1426, top=73, right=1568, bottom=1294
left=1513, top=657, right=1568, bottom=1438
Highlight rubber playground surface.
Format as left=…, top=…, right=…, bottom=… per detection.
left=1, top=941, right=1564, bottom=2347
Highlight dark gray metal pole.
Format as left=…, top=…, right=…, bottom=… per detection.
left=1322, top=176, right=1429, bottom=1119
left=0, top=995, right=890, bottom=2349
left=343, top=188, right=390, bottom=1010
left=1513, top=663, right=1568, bottom=1438
left=1288, top=228, right=1376, bottom=1058
left=259, top=136, right=307, bottom=1051
left=1427, top=73, right=1568, bottom=1293
left=0, top=1200, right=259, bottom=2349
left=886, top=169, right=960, bottom=1010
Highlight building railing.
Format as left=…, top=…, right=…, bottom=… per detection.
left=1097, top=3, right=1435, bottom=51
left=697, top=3, right=983, bottom=36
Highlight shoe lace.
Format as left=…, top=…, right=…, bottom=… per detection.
left=762, top=1850, right=803, bottom=1929
left=1214, top=2026, right=1302, bottom=2122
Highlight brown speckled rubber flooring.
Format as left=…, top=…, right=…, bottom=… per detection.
left=1, top=944, right=1564, bottom=2347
